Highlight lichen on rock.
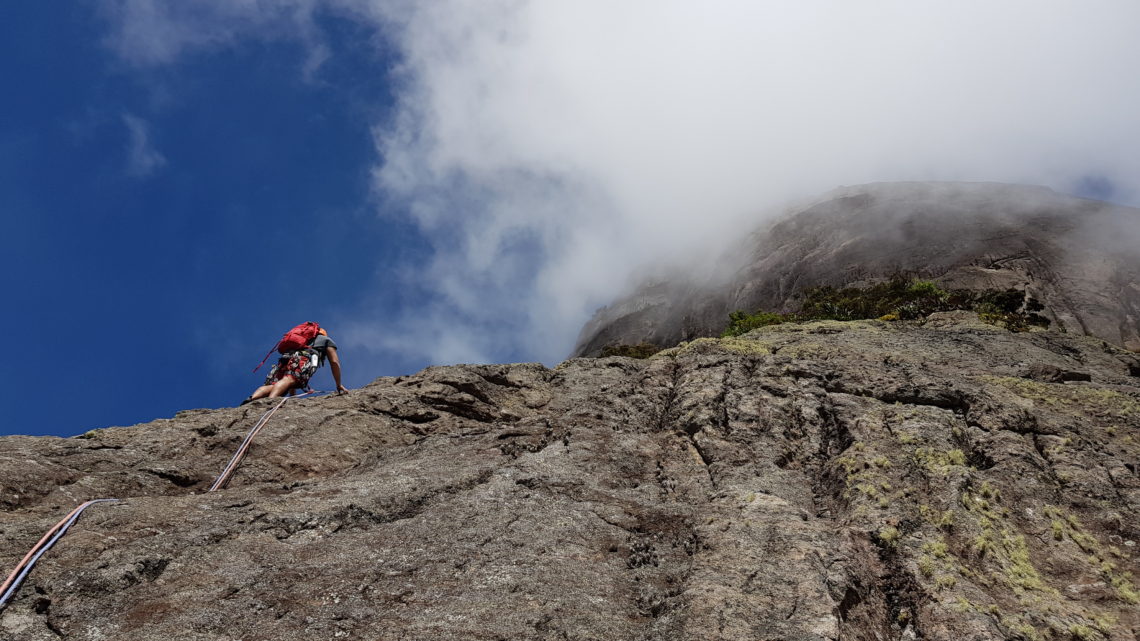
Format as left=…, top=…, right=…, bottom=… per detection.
left=1, top=320, right=1138, bottom=640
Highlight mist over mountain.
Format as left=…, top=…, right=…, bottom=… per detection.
left=575, top=182, right=1140, bottom=357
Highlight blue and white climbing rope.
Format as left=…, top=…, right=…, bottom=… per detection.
left=0, top=498, right=119, bottom=609
left=2, top=388, right=335, bottom=610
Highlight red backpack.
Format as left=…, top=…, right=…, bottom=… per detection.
left=253, top=322, right=322, bottom=372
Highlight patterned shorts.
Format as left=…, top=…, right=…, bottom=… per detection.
left=265, top=349, right=320, bottom=388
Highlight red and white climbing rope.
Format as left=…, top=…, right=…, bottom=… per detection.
left=0, top=499, right=119, bottom=609
left=208, top=396, right=290, bottom=491
left=208, top=390, right=327, bottom=491
left=2, top=389, right=332, bottom=610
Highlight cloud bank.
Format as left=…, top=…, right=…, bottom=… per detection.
left=104, top=1, right=1140, bottom=367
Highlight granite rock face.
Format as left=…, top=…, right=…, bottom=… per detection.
left=573, top=182, right=1140, bottom=356
left=2, top=315, right=1139, bottom=640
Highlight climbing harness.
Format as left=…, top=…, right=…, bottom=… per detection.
left=1, top=388, right=333, bottom=611
left=0, top=499, right=119, bottom=609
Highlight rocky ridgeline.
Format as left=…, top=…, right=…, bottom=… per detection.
left=574, top=182, right=1140, bottom=357
left=1, top=314, right=1139, bottom=640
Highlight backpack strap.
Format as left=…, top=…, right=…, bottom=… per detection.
left=252, top=343, right=279, bottom=373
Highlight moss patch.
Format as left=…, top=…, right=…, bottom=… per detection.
left=1045, top=506, right=1140, bottom=604
left=984, top=377, right=1140, bottom=420
left=913, top=447, right=967, bottom=477
left=653, top=336, right=774, bottom=359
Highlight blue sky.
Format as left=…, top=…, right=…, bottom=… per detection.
left=3, top=5, right=420, bottom=435
left=4, top=2, right=1140, bottom=437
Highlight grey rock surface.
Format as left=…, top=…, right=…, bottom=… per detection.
left=2, top=316, right=1139, bottom=640
left=573, top=182, right=1140, bottom=356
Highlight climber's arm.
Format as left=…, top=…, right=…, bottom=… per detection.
left=326, top=346, right=348, bottom=394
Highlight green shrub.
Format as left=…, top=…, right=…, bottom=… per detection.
left=877, top=526, right=902, bottom=548
left=907, top=280, right=944, bottom=297
left=799, top=277, right=951, bottom=321
left=970, top=290, right=1050, bottom=330
left=721, top=310, right=788, bottom=337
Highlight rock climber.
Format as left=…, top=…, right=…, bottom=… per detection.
left=244, top=328, right=348, bottom=403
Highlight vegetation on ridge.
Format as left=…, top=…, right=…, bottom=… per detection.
left=722, top=277, right=1050, bottom=337
left=599, top=342, right=663, bottom=359
left=595, top=278, right=1051, bottom=358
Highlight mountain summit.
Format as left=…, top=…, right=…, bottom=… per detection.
left=574, top=182, right=1140, bottom=356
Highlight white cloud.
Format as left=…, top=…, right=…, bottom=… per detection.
left=122, top=113, right=167, bottom=177
left=104, top=1, right=1140, bottom=367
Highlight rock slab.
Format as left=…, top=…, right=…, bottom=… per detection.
left=1, top=315, right=1139, bottom=640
